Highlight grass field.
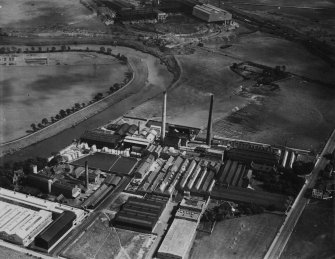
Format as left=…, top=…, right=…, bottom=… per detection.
left=62, top=213, right=156, bottom=259
left=0, top=246, right=32, bottom=259
left=0, top=0, right=104, bottom=31
left=0, top=51, right=129, bottom=143
left=190, top=213, right=284, bottom=259
left=281, top=200, right=335, bottom=259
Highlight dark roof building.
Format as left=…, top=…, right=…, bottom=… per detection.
left=26, top=174, right=51, bottom=193
left=109, top=157, right=138, bottom=176
left=35, top=211, right=76, bottom=250
left=226, top=146, right=280, bottom=166
left=112, top=196, right=166, bottom=233
left=81, top=130, right=122, bottom=149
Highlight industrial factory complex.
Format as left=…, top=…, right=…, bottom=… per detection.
left=80, top=0, right=232, bottom=24
left=1, top=88, right=330, bottom=259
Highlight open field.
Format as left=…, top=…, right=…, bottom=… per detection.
left=0, top=246, right=33, bottom=259
left=0, top=51, right=129, bottom=143
left=190, top=213, right=284, bottom=259
left=281, top=200, right=335, bottom=259
left=128, top=30, right=335, bottom=150
left=62, top=214, right=156, bottom=259
left=0, top=0, right=104, bottom=31
left=0, top=44, right=173, bottom=161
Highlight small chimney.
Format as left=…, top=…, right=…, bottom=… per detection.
left=85, top=161, right=89, bottom=188
left=206, top=94, right=214, bottom=146
left=138, top=121, right=141, bottom=134
left=48, top=179, right=53, bottom=193
left=161, top=91, right=167, bottom=143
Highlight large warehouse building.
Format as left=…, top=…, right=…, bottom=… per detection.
left=192, top=4, right=232, bottom=23
left=0, top=201, right=52, bottom=246
left=157, top=218, right=198, bottom=259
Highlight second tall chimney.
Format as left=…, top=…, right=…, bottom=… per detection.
left=85, top=161, right=89, bottom=189
left=206, top=94, right=214, bottom=146
left=161, top=91, right=167, bottom=143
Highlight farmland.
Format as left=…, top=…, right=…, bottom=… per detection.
left=190, top=213, right=284, bottom=259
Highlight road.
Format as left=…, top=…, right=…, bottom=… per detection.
left=264, top=129, right=335, bottom=259
left=50, top=177, right=131, bottom=257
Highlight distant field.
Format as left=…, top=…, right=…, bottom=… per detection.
left=0, top=51, right=129, bottom=143
left=0, top=0, right=104, bottom=31
left=281, top=200, right=335, bottom=258
left=190, top=213, right=284, bottom=259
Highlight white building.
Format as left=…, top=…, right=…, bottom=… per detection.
left=157, top=218, right=198, bottom=259
left=0, top=201, right=52, bottom=246
left=192, top=4, right=232, bottom=23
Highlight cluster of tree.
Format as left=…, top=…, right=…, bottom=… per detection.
left=29, top=103, right=85, bottom=132
left=292, top=161, right=314, bottom=175
left=257, top=170, right=305, bottom=196
left=236, top=202, right=265, bottom=216
left=1, top=157, right=48, bottom=175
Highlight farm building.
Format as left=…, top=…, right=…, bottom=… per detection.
left=192, top=4, right=232, bottom=23
left=35, top=211, right=76, bottom=250
left=0, top=201, right=52, bottom=246
left=157, top=218, right=198, bottom=259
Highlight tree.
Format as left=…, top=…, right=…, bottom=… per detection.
left=55, top=114, right=61, bottom=120
left=17, top=48, right=22, bottom=53
left=81, top=103, right=86, bottom=108
left=61, top=45, right=66, bottom=51
left=100, top=46, right=106, bottom=53
left=37, top=123, right=43, bottom=129
left=50, top=116, right=56, bottom=123
left=74, top=103, right=81, bottom=110
left=94, top=93, right=103, bottom=100
left=66, top=108, right=72, bottom=115
left=59, top=109, right=66, bottom=118
left=51, top=47, right=56, bottom=52
left=38, top=47, right=42, bottom=52
left=31, top=46, right=35, bottom=52
left=106, top=48, right=112, bottom=54
left=67, top=46, right=71, bottom=51
left=30, top=123, right=37, bottom=131
left=41, top=118, right=48, bottom=125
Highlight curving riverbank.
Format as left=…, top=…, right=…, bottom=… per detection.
left=0, top=43, right=178, bottom=161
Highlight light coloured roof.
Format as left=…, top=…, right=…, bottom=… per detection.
left=158, top=219, right=197, bottom=258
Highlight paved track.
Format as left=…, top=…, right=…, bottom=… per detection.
left=264, top=129, right=335, bottom=259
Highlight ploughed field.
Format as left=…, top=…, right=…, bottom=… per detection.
left=0, top=51, right=129, bottom=143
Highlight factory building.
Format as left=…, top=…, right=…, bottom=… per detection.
left=35, top=211, right=76, bottom=250
left=192, top=4, right=232, bottom=23
left=157, top=218, right=198, bottom=259
left=0, top=201, right=52, bottom=246
left=112, top=196, right=166, bottom=233
left=0, top=188, right=86, bottom=225
left=81, top=129, right=122, bottom=149
left=226, top=145, right=280, bottom=166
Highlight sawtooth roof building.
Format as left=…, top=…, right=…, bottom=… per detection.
left=0, top=200, right=52, bottom=246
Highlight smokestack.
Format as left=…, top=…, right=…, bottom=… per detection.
left=161, top=91, right=167, bottom=143
left=85, top=161, right=89, bottom=189
left=206, top=94, right=214, bottom=146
